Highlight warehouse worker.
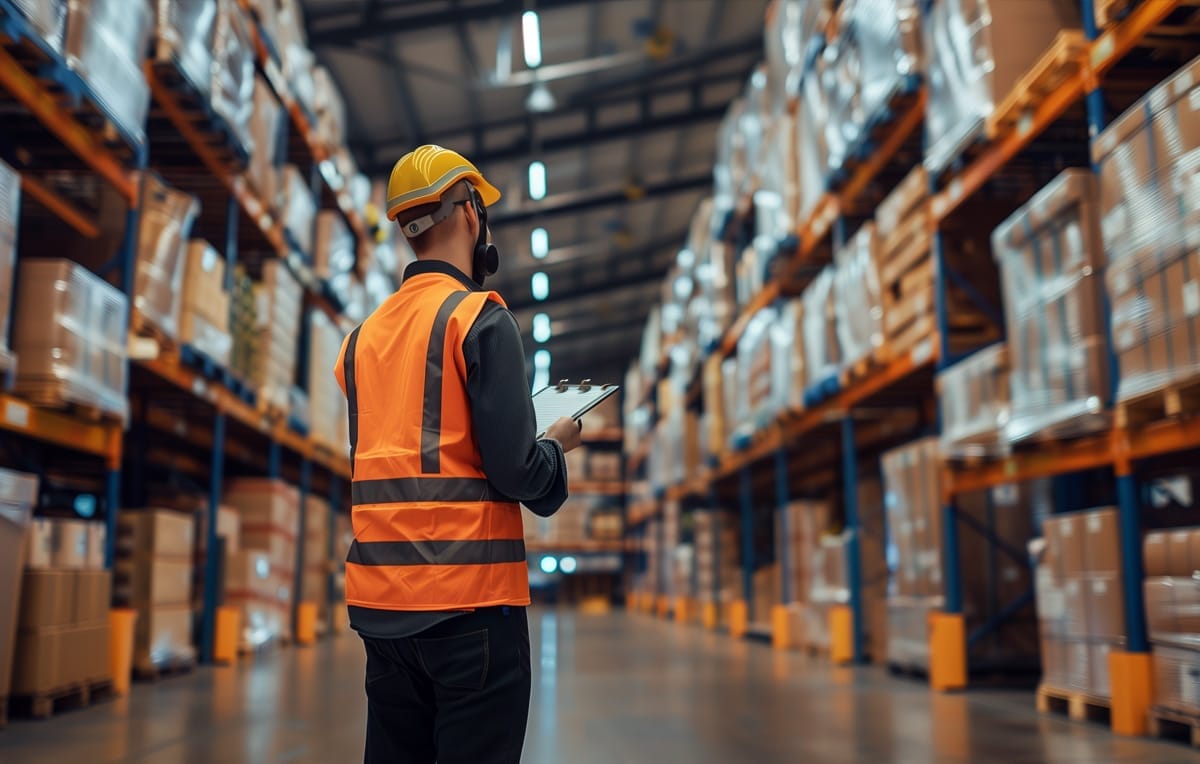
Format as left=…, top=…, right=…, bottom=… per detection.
left=334, top=145, right=581, bottom=764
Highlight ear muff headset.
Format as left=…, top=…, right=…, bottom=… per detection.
left=468, top=185, right=499, bottom=285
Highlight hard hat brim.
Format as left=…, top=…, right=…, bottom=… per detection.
left=386, top=167, right=502, bottom=221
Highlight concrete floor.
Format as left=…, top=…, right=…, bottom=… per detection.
left=1, top=609, right=1198, bottom=763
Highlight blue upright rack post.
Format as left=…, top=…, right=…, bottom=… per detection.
left=200, top=413, right=227, bottom=663
left=739, top=467, right=755, bottom=621
left=775, top=448, right=791, bottom=605
left=841, top=417, right=864, bottom=663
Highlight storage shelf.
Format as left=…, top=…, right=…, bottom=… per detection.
left=0, top=392, right=121, bottom=463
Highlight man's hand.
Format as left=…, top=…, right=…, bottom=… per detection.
left=544, top=416, right=582, bottom=454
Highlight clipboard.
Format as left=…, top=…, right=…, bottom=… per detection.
left=533, top=380, right=620, bottom=439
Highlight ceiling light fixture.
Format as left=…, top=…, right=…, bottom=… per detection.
left=522, top=11, right=542, bottom=69
left=531, top=227, right=549, bottom=259
left=528, top=161, right=547, bottom=201
left=532, top=313, right=552, bottom=343
left=531, top=271, right=549, bottom=301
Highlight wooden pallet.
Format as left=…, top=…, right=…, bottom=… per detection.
left=14, top=384, right=124, bottom=424
left=7, top=678, right=114, bottom=720
left=134, top=656, right=196, bottom=681
left=1116, top=376, right=1200, bottom=430
left=1147, top=706, right=1200, bottom=748
left=1095, top=0, right=1200, bottom=28
left=839, top=346, right=890, bottom=386
left=987, top=31, right=1088, bottom=139
left=1036, top=684, right=1111, bottom=724
left=148, top=57, right=249, bottom=171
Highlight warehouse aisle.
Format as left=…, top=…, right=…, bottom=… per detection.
left=0, top=610, right=1195, bottom=763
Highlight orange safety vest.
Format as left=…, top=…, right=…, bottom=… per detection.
left=337, top=270, right=530, bottom=611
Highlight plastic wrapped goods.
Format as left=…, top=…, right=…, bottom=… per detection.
left=992, top=169, right=1109, bottom=443
left=13, top=259, right=129, bottom=421
left=12, top=0, right=67, bottom=52
left=801, top=265, right=840, bottom=392
left=308, top=310, right=348, bottom=454
left=313, top=66, right=346, bottom=153
left=922, top=0, right=1081, bottom=175
left=1096, top=57, right=1200, bottom=403
left=179, top=241, right=232, bottom=367
left=833, top=223, right=884, bottom=369
left=253, top=260, right=302, bottom=413
left=853, top=0, right=922, bottom=131
left=282, top=165, right=317, bottom=255
left=63, top=0, right=154, bottom=145
left=152, top=0, right=216, bottom=97
left=882, top=438, right=942, bottom=599
left=0, top=161, right=19, bottom=374
left=937, top=343, right=1011, bottom=459
left=133, top=175, right=200, bottom=341
left=764, top=0, right=831, bottom=114
left=798, top=67, right=831, bottom=222
left=245, top=75, right=284, bottom=209
left=315, top=210, right=356, bottom=281
left=1152, top=646, right=1200, bottom=716
left=211, top=0, right=255, bottom=156
left=737, top=307, right=778, bottom=432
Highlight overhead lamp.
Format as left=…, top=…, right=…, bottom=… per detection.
left=560, top=556, right=578, bottom=574
left=534, top=348, right=551, bottom=369
left=526, top=81, right=557, bottom=113
left=531, top=271, right=549, bottom=300
left=531, top=227, right=549, bottom=259
left=522, top=11, right=542, bottom=68
left=528, top=161, right=547, bottom=201
left=532, top=312, right=552, bottom=343
left=539, top=555, right=558, bottom=574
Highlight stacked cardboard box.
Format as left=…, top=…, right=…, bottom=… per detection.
left=0, top=469, right=39, bottom=709
left=702, top=355, right=727, bottom=454
left=802, top=266, right=841, bottom=391
left=0, top=161, right=19, bottom=376
left=1144, top=528, right=1200, bottom=715
left=938, top=343, right=1011, bottom=459
left=672, top=544, right=697, bottom=604
left=229, top=266, right=259, bottom=386
left=922, top=0, right=1080, bottom=174
left=179, top=241, right=232, bottom=367
left=1035, top=508, right=1125, bottom=697
left=301, top=495, right=330, bottom=631
left=874, top=166, right=933, bottom=359
left=223, top=479, right=299, bottom=647
left=752, top=562, right=781, bottom=627
left=806, top=532, right=851, bottom=652
left=1098, top=57, right=1200, bottom=403
left=13, top=565, right=112, bottom=697
left=736, top=307, right=777, bottom=433
left=131, top=175, right=199, bottom=341
left=13, top=259, right=130, bottom=422
left=833, top=223, right=885, bottom=369
left=695, top=511, right=739, bottom=607
left=115, top=510, right=196, bottom=674
left=63, top=0, right=154, bottom=144
left=253, top=261, right=302, bottom=413
left=993, top=169, right=1109, bottom=444
left=586, top=452, right=622, bottom=482
left=245, top=75, right=284, bottom=211
left=776, top=500, right=831, bottom=610
left=312, top=66, right=346, bottom=154
left=308, top=309, right=348, bottom=454
left=588, top=509, right=623, bottom=542
left=314, top=211, right=356, bottom=282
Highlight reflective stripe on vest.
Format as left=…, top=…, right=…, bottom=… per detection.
left=342, top=274, right=530, bottom=611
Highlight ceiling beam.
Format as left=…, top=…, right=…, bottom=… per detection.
left=489, top=173, right=710, bottom=228
left=354, top=68, right=746, bottom=163
left=504, top=226, right=689, bottom=277
left=309, top=0, right=592, bottom=45
left=505, top=254, right=672, bottom=312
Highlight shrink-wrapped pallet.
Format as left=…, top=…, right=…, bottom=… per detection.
left=937, top=343, right=1010, bottom=458
left=992, top=169, right=1109, bottom=443
left=152, top=0, right=216, bottom=98
left=833, top=223, right=884, bottom=369
left=798, top=65, right=831, bottom=222
left=313, top=66, right=346, bottom=153
left=224, top=478, right=300, bottom=644
left=253, top=260, right=302, bottom=413
left=244, top=75, right=284, bottom=210
left=315, top=210, right=356, bottom=281
left=308, top=309, right=348, bottom=454
left=13, top=259, right=129, bottom=420
left=211, top=0, right=255, bottom=156
left=12, top=0, right=67, bottom=52
left=755, top=114, right=799, bottom=244
left=132, top=174, right=199, bottom=341
left=63, top=0, right=154, bottom=145
left=736, top=307, right=777, bottom=433
left=1096, top=57, right=1200, bottom=404
left=922, top=0, right=1080, bottom=175
left=0, top=161, right=19, bottom=375
left=801, top=265, right=840, bottom=393
left=764, top=0, right=831, bottom=114
left=282, top=165, right=317, bottom=255
left=179, top=241, right=232, bottom=367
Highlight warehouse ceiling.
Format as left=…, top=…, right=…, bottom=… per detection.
left=302, top=0, right=767, bottom=384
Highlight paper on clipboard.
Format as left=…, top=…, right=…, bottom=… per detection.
left=533, top=381, right=620, bottom=439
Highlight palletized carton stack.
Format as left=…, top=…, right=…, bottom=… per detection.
left=992, top=169, right=1110, bottom=444
left=211, top=0, right=255, bottom=155
left=129, top=175, right=199, bottom=341
left=694, top=511, right=739, bottom=611
left=938, top=343, right=1011, bottom=459
left=179, top=241, right=233, bottom=367
left=801, top=266, right=841, bottom=393
left=301, top=495, right=330, bottom=631
left=229, top=265, right=260, bottom=386
left=282, top=165, right=317, bottom=256
left=245, top=74, right=284, bottom=211
left=1097, top=57, right=1200, bottom=404
left=0, top=470, right=39, bottom=713
left=115, top=510, right=196, bottom=674
left=308, top=309, right=349, bottom=454
left=13, top=259, right=130, bottom=422
left=152, top=0, right=216, bottom=97
left=223, top=479, right=300, bottom=647
left=1034, top=508, right=1125, bottom=697
left=833, top=223, right=885, bottom=371
left=1143, top=528, right=1200, bottom=716
left=62, top=0, right=154, bottom=144
left=253, top=261, right=302, bottom=413
left=10, top=0, right=67, bottom=53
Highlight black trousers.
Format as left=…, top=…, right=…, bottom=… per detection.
left=361, top=606, right=532, bottom=764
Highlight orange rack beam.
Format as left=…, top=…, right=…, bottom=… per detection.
left=0, top=45, right=136, bottom=202
left=570, top=480, right=628, bottom=497
left=0, top=392, right=121, bottom=464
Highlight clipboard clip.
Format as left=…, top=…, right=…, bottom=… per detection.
left=579, top=379, right=592, bottom=392
left=556, top=379, right=569, bottom=392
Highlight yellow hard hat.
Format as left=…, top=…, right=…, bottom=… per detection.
left=385, top=145, right=501, bottom=222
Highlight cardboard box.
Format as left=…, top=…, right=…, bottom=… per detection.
left=26, top=517, right=56, bottom=570
left=1145, top=577, right=1177, bottom=642
left=19, top=569, right=76, bottom=630
left=115, top=557, right=193, bottom=607
left=75, top=620, right=111, bottom=682
left=1082, top=508, right=1120, bottom=575
left=54, top=520, right=90, bottom=569
left=85, top=523, right=106, bottom=570
left=118, top=510, right=195, bottom=559
left=1152, top=644, right=1200, bottom=716
left=10, top=627, right=65, bottom=694
left=1145, top=531, right=1171, bottom=577
left=1090, top=642, right=1114, bottom=699
left=1085, top=575, right=1125, bottom=642
left=73, top=570, right=112, bottom=624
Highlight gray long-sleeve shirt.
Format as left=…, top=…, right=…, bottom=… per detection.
left=349, top=259, right=569, bottom=639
